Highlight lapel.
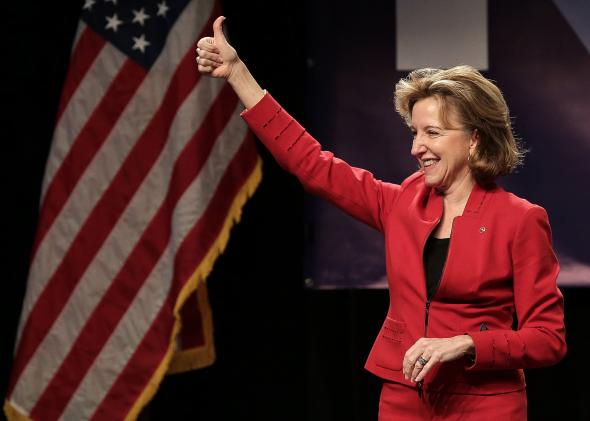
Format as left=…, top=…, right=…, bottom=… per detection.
left=415, top=178, right=496, bottom=233
left=417, top=180, right=496, bottom=300
left=461, top=181, right=495, bottom=219
left=413, top=177, right=496, bottom=221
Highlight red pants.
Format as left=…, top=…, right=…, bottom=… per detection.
left=378, top=381, right=527, bottom=420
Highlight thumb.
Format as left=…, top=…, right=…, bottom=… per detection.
left=213, top=16, right=227, bottom=45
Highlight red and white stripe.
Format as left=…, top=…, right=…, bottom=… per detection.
left=7, top=0, right=258, bottom=419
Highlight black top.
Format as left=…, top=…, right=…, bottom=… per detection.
left=423, top=236, right=450, bottom=300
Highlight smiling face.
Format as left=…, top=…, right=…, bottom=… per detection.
left=410, top=96, right=478, bottom=192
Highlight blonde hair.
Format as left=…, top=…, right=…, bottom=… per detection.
left=394, top=65, right=525, bottom=185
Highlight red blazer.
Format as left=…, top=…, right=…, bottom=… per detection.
left=242, top=93, right=567, bottom=395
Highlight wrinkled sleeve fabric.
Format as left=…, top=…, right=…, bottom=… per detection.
left=467, top=205, right=567, bottom=370
left=241, top=92, right=401, bottom=232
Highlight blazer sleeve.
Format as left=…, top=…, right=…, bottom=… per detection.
left=467, top=205, right=567, bottom=370
left=241, top=92, right=401, bottom=232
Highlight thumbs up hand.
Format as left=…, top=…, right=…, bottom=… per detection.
left=196, top=16, right=264, bottom=108
left=196, top=16, right=239, bottom=79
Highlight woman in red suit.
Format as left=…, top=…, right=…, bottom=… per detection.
left=196, top=17, right=566, bottom=420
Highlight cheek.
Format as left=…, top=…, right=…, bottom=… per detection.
left=448, top=150, right=464, bottom=163
left=456, top=147, right=471, bottom=163
left=444, top=141, right=469, bottom=163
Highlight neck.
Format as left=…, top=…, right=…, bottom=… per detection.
left=436, top=171, right=476, bottom=208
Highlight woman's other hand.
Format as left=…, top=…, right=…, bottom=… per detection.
left=403, top=335, right=475, bottom=383
left=196, top=16, right=239, bottom=79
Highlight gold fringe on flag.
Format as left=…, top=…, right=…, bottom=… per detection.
left=125, top=157, right=262, bottom=421
left=167, top=281, right=216, bottom=374
left=3, top=401, right=32, bottom=421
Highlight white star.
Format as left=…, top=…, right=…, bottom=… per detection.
left=83, top=0, right=96, bottom=10
left=132, top=8, right=150, bottom=26
left=132, top=34, right=151, bottom=53
left=105, top=14, right=123, bottom=32
left=157, top=1, right=170, bottom=17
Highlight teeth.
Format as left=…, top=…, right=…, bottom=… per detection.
left=424, top=159, right=438, bottom=167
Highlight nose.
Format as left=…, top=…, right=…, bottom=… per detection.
left=411, top=135, right=427, bottom=157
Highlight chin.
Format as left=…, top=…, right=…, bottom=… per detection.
left=423, top=174, right=441, bottom=188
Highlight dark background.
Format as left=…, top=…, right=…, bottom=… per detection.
left=2, top=1, right=589, bottom=420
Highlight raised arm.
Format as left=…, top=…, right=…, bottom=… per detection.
left=196, top=17, right=402, bottom=231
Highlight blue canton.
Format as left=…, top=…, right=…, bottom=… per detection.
left=82, top=0, right=191, bottom=69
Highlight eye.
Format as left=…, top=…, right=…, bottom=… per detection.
left=410, top=130, right=417, bottom=140
left=427, top=129, right=440, bottom=137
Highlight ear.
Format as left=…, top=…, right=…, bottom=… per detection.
left=469, top=129, right=480, bottom=153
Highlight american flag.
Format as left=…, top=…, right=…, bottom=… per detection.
left=6, top=0, right=261, bottom=419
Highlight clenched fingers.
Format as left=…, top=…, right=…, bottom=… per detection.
left=196, top=47, right=223, bottom=64
left=197, top=64, right=216, bottom=73
left=196, top=56, right=220, bottom=67
left=196, top=37, right=219, bottom=53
